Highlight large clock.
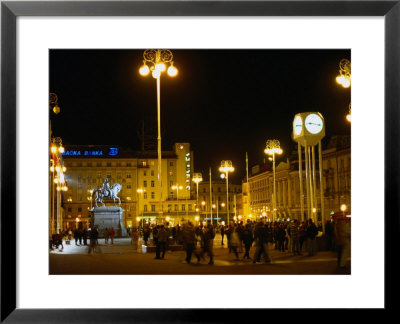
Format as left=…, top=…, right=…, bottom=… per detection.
left=292, top=112, right=325, bottom=146
left=305, top=113, right=323, bottom=134
left=293, top=115, right=303, bottom=135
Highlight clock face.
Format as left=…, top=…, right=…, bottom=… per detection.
left=293, top=115, right=303, bottom=135
left=305, top=113, right=323, bottom=134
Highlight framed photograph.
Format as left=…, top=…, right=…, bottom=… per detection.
left=1, top=0, right=397, bottom=322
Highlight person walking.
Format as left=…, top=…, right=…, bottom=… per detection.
left=104, top=228, right=110, bottom=244
left=143, top=226, right=150, bottom=246
left=82, top=228, right=88, bottom=245
left=89, top=226, right=99, bottom=253
left=277, top=223, right=286, bottom=252
left=220, top=225, right=225, bottom=246
left=181, top=222, right=196, bottom=264
left=334, top=217, right=351, bottom=268
left=155, top=225, right=167, bottom=259
left=229, top=226, right=240, bottom=261
left=242, top=221, right=253, bottom=260
left=306, top=219, right=319, bottom=256
left=299, top=221, right=307, bottom=253
left=109, top=227, right=115, bottom=244
left=74, top=228, right=80, bottom=245
left=203, top=222, right=215, bottom=265
left=252, top=220, right=271, bottom=264
left=289, top=219, right=301, bottom=255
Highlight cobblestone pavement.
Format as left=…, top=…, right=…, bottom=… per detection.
left=50, top=234, right=350, bottom=275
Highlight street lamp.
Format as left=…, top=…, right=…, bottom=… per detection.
left=340, top=204, right=347, bottom=218
left=139, top=49, right=178, bottom=222
left=336, top=58, right=351, bottom=88
left=219, top=160, right=234, bottom=225
left=192, top=173, right=203, bottom=213
left=346, top=103, right=351, bottom=123
left=264, top=140, right=283, bottom=222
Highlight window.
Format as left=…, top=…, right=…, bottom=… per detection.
left=87, top=162, right=92, bottom=167
left=151, top=192, right=155, bottom=199
left=151, top=170, right=155, bottom=176
left=151, top=205, right=156, bottom=212
left=78, top=207, right=82, bottom=212
left=188, top=204, right=192, bottom=211
left=67, top=207, right=72, bottom=212
left=144, top=180, right=147, bottom=187
left=127, top=174, right=132, bottom=178
left=143, top=192, right=147, bottom=199
left=168, top=205, right=172, bottom=212
left=182, top=204, right=185, bottom=211
left=151, top=180, right=155, bottom=187
left=143, top=171, right=147, bottom=177
left=144, top=205, right=148, bottom=212
left=127, top=162, right=132, bottom=167
left=170, top=162, right=174, bottom=166
left=127, top=184, right=132, bottom=189
left=218, top=187, right=221, bottom=192
left=106, top=162, right=111, bottom=167
left=175, top=204, right=178, bottom=211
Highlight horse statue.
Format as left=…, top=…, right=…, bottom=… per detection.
left=92, top=180, right=122, bottom=207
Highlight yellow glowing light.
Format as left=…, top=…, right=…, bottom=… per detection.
left=58, top=146, right=65, bottom=154
left=75, top=217, right=80, bottom=222
left=53, top=105, right=60, bottom=114
left=340, top=204, right=347, bottom=212
left=221, top=203, right=225, bottom=207
left=62, top=186, right=68, bottom=191
left=137, top=189, right=143, bottom=193
left=166, top=216, right=170, bottom=222
left=346, top=114, right=351, bottom=122
left=50, top=166, right=54, bottom=172
left=139, top=64, right=150, bottom=76
left=195, top=216, right=199, bottom=221
left=136, top=217, right=141, bottom=222
left=167, top=65, right=178, bottom=77
left=56, top=186, right=61, bottom=191
left=62, top=166, right=67, bottom=172
left=212, top=204, right=216, bottom=209
left=55, top=166, right=61, bottom=172
left=312, top=208, right=317, bottom=213
left=54, top=178, right=59, bottom=184
left=50, top=145, right=57, bottom=154
left=152, top=69, right=161, bottom=79
left=155, top=63, right=166, bottom=72
left=201, top=201, right=206, bottom=206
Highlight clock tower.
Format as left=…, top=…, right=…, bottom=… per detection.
left=292, top=112, right=325, bottom=146
left=292, top=112, right=326, bottom=231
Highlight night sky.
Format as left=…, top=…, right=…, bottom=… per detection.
left=50, top=49, right=351, bottom=183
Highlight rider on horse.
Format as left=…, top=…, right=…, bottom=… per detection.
left=102, top=177, right=111, bottom=197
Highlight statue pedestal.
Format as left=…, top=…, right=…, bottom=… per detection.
left=91, top=206, right=127, bottom=237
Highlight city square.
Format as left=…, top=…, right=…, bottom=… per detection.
left=49, top=49, right=351, bottom=275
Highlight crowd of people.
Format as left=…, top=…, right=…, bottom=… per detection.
left=50, top=217, right=350, bottom=268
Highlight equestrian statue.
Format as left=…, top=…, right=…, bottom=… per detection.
left=92, top=177, right=122, bottom=207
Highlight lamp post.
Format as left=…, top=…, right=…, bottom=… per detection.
left=50, top=137, right=68, bottom=235
left=346, top=103, right=351, bottom=123
left=219, top=160, right=234, bottom=225
left=336, top=58, right=351, bottom=88
left=340, top=204, right=347, bottom=218
left=192, top=173, right=203, bottom=213
left=264, top=139, right=283, bottom=222
left=139, top=49, right=178, bottom=222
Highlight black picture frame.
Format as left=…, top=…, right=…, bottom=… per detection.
left=1, top=0, right=397, bottom=322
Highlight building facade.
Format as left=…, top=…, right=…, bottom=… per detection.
left=61, top=143, right=197, bottom=230
left=197, top=180, right=242, bottom=224
left=243, top=135, right=351, bottom=223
